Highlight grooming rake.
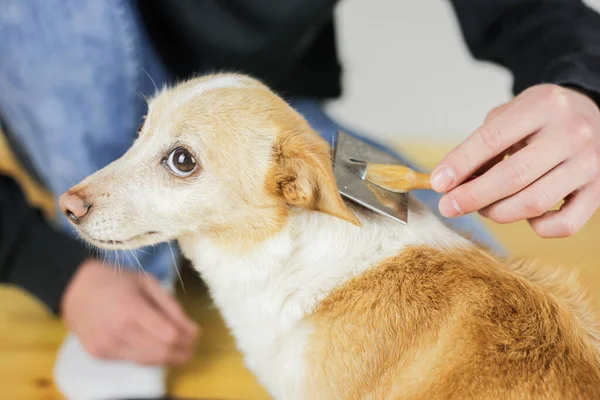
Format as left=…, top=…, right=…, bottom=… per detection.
left=332, top=130, right=432, bottom=224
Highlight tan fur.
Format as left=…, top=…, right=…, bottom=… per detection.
left=307, top=246, right=600, bottom=400
left=267, top=125, right=361, bottom=226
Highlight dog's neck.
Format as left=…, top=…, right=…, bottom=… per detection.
left=192, top=203, right=288, bottom=253
left=178, top=199, right=468, bottom=387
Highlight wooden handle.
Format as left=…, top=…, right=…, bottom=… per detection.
left=364, top=164, right=432, bottom=193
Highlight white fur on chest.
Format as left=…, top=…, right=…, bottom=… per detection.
left=179, top=200, right=467, bottom=399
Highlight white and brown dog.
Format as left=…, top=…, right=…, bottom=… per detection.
left=59, top=73, right=600, bottom=399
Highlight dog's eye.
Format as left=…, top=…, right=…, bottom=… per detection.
left=165, top=147, right=197, bottom=177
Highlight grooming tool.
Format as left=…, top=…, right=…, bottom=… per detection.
left=332, top=131, right=411, bottom=224
left=346, top=159, right=432, bottom=193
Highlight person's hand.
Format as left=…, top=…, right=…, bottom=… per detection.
left=61, top=258, right=199, bottom=365
left=430, top=84, right=600, bottom=238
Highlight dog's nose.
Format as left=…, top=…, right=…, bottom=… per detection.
left=59, top=191, right=91, bottom=224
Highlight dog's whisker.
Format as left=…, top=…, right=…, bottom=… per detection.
left=136, top=91, right=149, bottom=104
left=114, top=250, right=122, bottom=276
left=123, top=250, right=137, bottom=277
left=141, top=68, right=158, bottom=96
left=130, top=249, right=149, bottom=279
left=168, top=242, right=185, bottom=294
left=100, top=250, right=108, bottom=271
left=110, top=250, right=117, bottom=278
left=113, top=250, right=118, bottom=275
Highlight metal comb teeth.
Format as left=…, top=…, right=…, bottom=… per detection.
left=332, top=130, right=408, bottom=224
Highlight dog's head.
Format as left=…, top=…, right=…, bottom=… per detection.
left=59, top=73, right=359, bottom=250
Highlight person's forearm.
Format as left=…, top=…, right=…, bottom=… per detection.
left=0, top=175, right=90, bottom=315
left=450, top=0, right=600, bottom=104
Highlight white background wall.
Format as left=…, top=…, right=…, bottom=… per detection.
left=325, top=0, right=600, bottom=143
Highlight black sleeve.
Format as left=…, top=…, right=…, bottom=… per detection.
left=137, top=0, right=341, bottom=97
left=449, top=0, right=600, bottom=105
left=0, top=174, right=91, bottom=315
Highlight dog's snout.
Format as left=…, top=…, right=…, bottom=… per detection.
left=59, top=191, right=92, bottom=224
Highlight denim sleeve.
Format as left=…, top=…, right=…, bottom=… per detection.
left=0, top=174, right=90, bottom=315
left=450, top=0, right=600, bottom=105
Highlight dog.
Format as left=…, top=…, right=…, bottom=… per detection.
left=59, top=73, right=600, bottom=399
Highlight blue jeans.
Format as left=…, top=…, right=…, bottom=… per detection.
left=0, top=0, right=504, bottom=283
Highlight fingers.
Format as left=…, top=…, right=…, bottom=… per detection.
left=431, top=84, right=600, bottom=238
left=67, top=265, right=199, bottom=366
left=117, top=325, right=195, bottom=366
left=431, top=89, right=548, bottom=192
left=134, top=297, right=195, bottom=348
left=528, top=179, right=600, bottom=238
left=439, top=123, right=584, bottom=217
left=80, top=327, right=128, bottom=360
left=431, top=85, right=595, bottom=194
left=484, top=101, right=510, bottom=123
left=85, top=296, right=197, bottom=365
left=479, top=150, right=597, bottom=223
left=141, top=276, right=199, bottom=337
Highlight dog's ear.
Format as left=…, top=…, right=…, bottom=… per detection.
left=271, top=128, right=361, bottom=226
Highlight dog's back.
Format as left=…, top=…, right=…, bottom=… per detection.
left=307, top=244, right=600, bottom=399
